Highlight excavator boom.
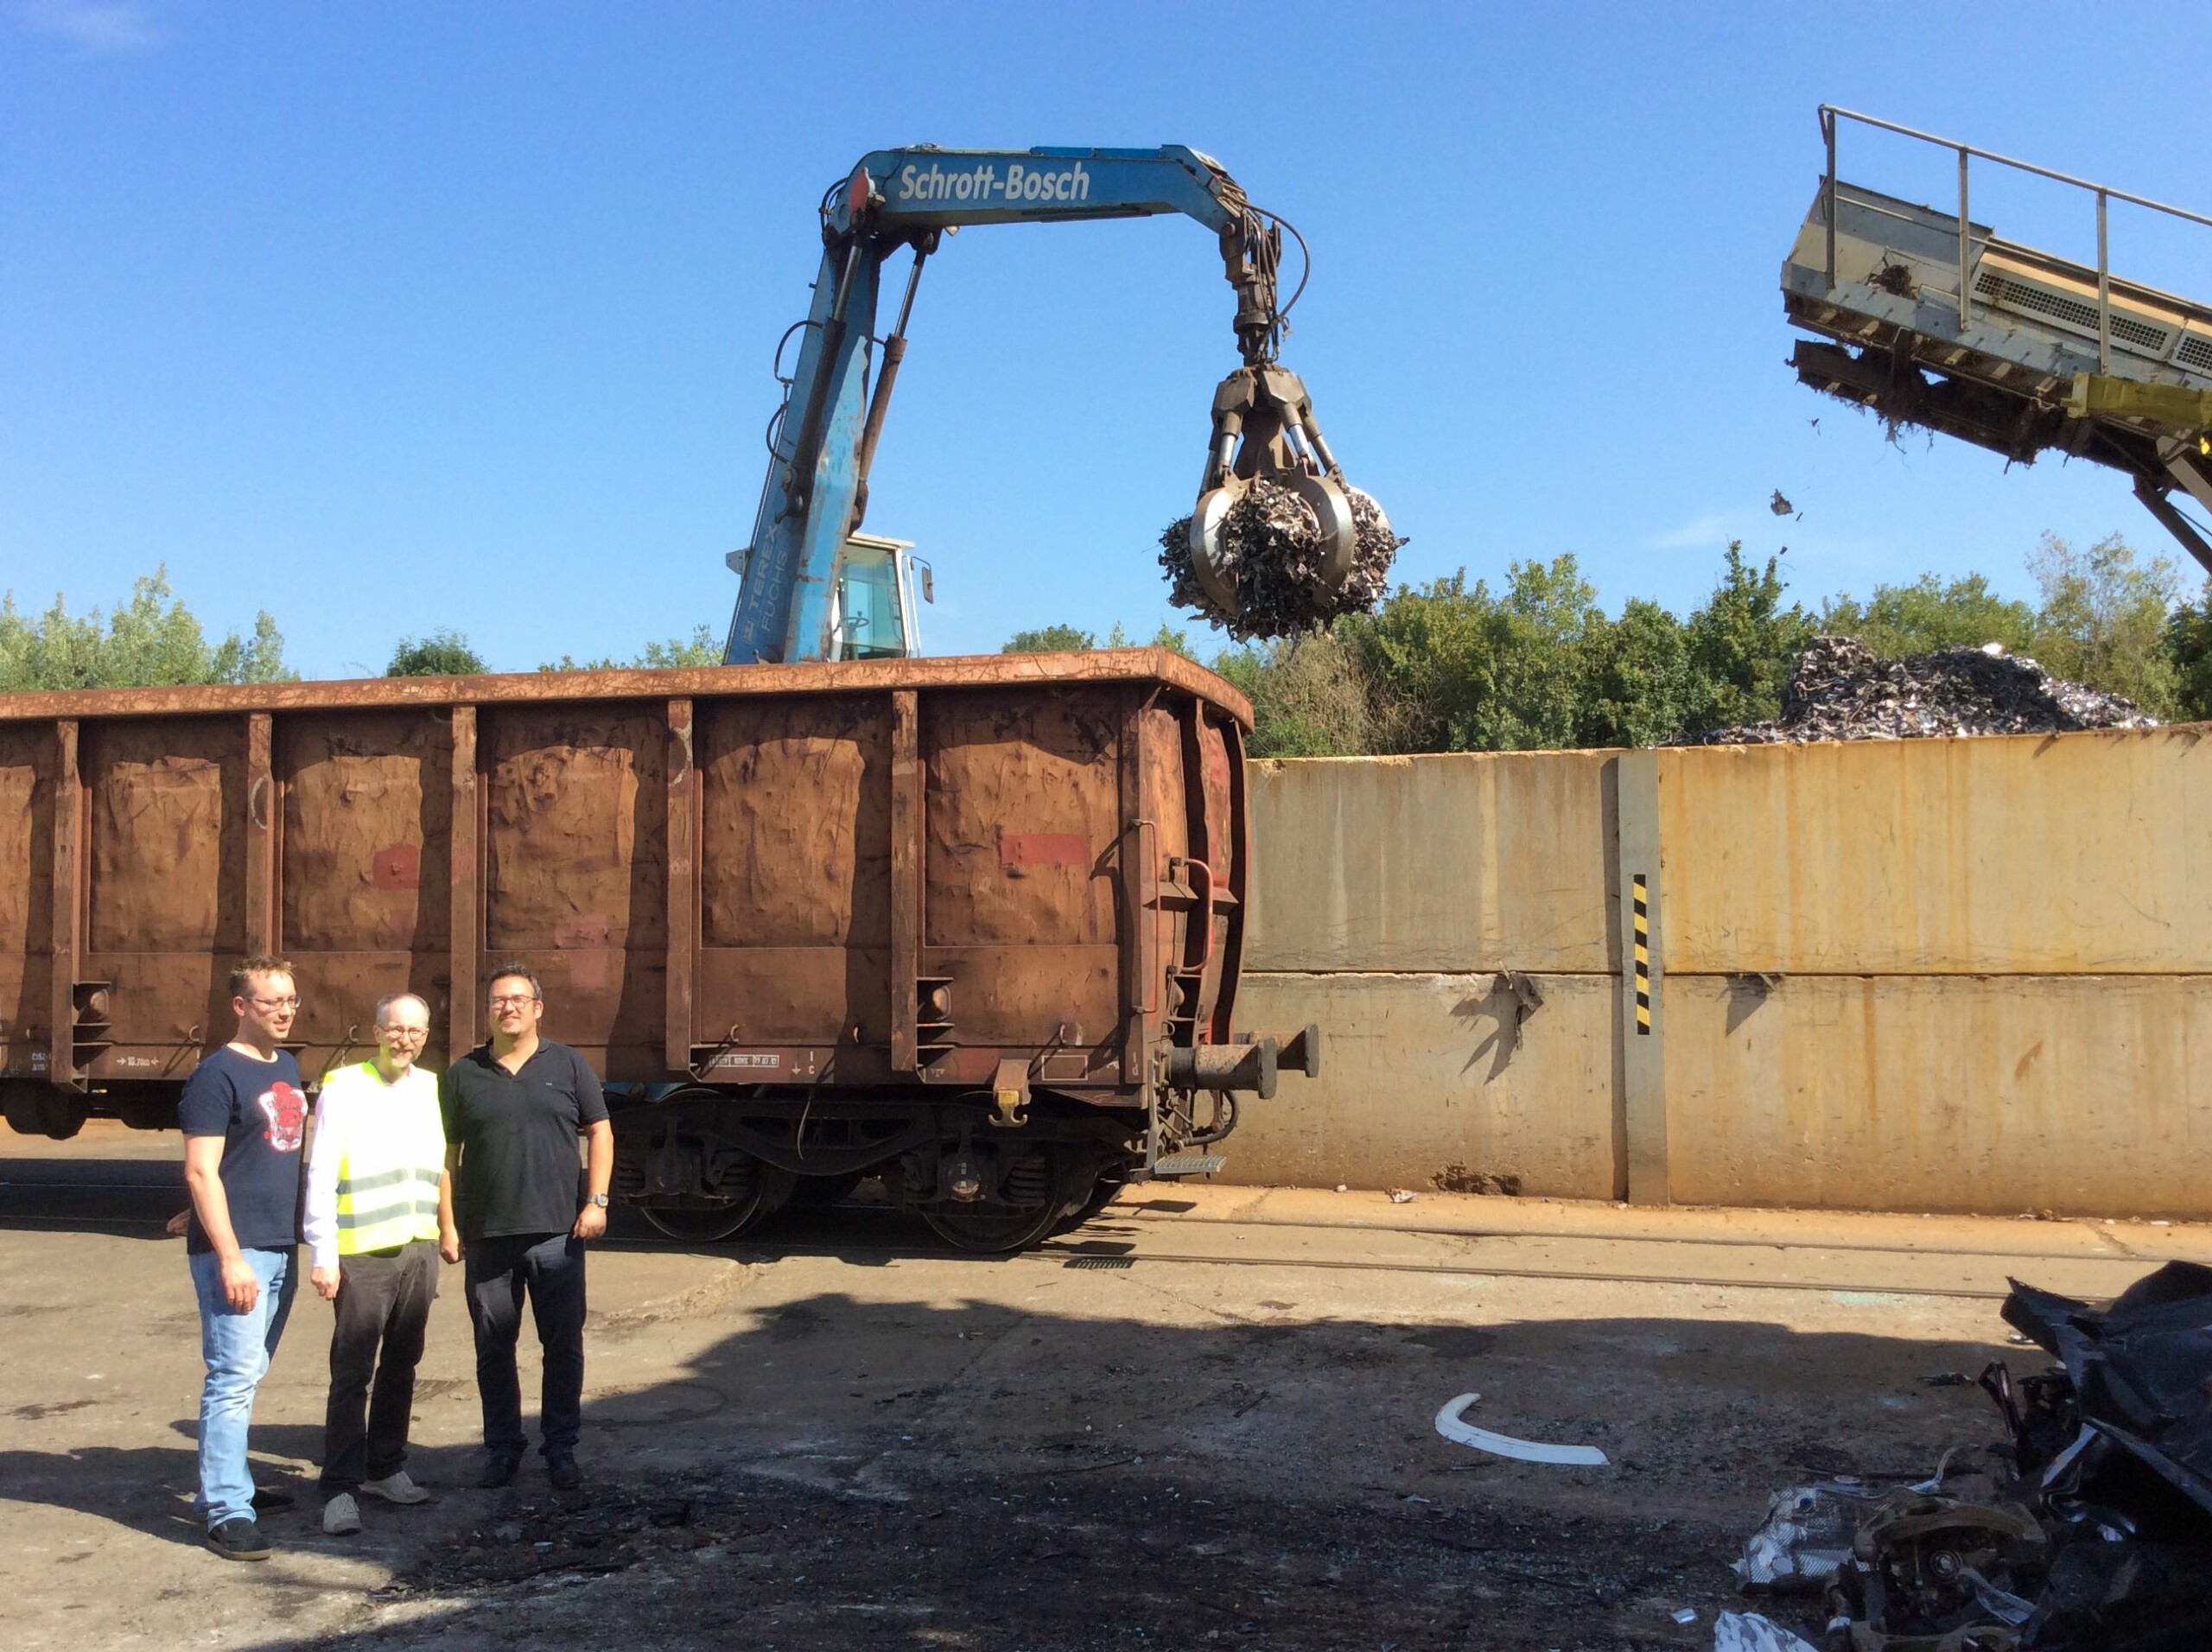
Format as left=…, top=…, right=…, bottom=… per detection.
left=723, top=145, right=1365, bottom=664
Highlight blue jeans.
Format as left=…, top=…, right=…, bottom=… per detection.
left=188, top=1246, right=297, bottom=1528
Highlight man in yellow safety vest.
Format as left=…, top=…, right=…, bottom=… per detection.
left=301, top=991, right=452, bottom=1536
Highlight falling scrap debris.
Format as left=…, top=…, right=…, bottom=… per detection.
left=1693, top=634, right=2158, bottom=746
left=1723, top=1262, right=2212, bottom=1650
left=1159, top=480, right=1402, bottom=640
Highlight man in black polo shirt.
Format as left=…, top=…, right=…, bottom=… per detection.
left=436, top=963, right=613, bottom=1491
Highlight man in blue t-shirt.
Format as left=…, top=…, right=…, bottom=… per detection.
left=180, top=955, right=310, bottom=1561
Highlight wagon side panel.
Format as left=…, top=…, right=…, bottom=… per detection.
left=921, top=685, right=1127, bottom=1090
left=276, top=708, right=455, bottom=1077
left=0, top=723, right=56, bottom=1081
left=479, top=704, right=669, bottom=1079
left=82, top=716, right=249, bottom=1084
left=690, top=691, right=894, bottom=1081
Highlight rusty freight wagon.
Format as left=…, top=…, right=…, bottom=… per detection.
left=0, top=651, right=1314, bottom=1250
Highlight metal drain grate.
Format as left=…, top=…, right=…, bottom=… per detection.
left=1065, top=1255, right=1135, bottom=1271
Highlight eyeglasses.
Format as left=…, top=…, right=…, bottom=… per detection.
left=378, top=1026, right=429, bottom=1041
left=250, top=995, right=301, bottom=1011
left=487, top=994, right=540, bottom=1009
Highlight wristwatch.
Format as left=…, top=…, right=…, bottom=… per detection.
left=587, top=1193, right=609, bottom=1208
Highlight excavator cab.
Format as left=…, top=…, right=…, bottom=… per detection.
left=723, top=530, right=932, bottom=661
left=831, top=531, right=932, bottom=659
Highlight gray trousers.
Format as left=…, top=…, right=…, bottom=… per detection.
left=320, top=1239, right=439, bottom=1494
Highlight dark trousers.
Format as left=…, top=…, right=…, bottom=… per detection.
left=321, top=1239, right=439, bottom=1494
left=463, top=1231, right=586, bottom=1459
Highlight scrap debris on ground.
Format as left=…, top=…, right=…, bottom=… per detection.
left=340, top=1469, right=1727, bottom=1650
left=1723, top=1262, right=2212, bottom=1650
left=1159, top=479, right=1401, bottom=639
left=1692, top=634, right=2158, bottom=746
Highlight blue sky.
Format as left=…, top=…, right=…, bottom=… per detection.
left=4, top=2, right=2209, bottom=676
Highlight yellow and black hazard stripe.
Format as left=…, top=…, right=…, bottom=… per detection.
left=1632, top=874, right=1651, bottom=1034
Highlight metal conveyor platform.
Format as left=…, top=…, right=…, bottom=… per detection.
left=1783, top=106, right=2212, bottom=572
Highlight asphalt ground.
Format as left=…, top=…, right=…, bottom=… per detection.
left=5, top=1123, right=2208, bottom=1651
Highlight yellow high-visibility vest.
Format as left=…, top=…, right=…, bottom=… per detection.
left=321, top=1061, right=444, bottom=1257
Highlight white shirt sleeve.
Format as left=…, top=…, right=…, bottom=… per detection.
left=302, top=1072, right=351, bottom=1273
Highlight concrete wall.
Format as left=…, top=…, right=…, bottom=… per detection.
left=1231, top=728, right=2212, bottom=1218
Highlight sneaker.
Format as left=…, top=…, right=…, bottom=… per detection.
left=249, top=1486, right=296, bottom=1513
left=478, top=1450, right=523, bottom=1490
left=204, top=1517, right=270, bottom=1561
left=359, top=1470, right=430, bottom=1506
left=546, top=1454, right=582, bottom=1491
left=321, top=1493, right=363, bottom=1536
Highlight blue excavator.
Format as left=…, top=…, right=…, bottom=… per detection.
left=721, top=145, right=1364, bottom=664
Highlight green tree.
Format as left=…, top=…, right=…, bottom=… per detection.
left=636, top=625, right=722, bottom=668
left=1467, top=555, right=1605, bottom=751
left=538, top=625, right=724, bottom=672
left=1002, top=624, right=1096, bottom=653
left=1215, top=631, right=1404, bottom=757
left=1338, top=570, right=1493, bottom=751
left=1681, top=543, right=1815, bottom=734
left=387, top=628, right=486, bottom=677
left=1579, top=598, right=1694, bottom=747
left=1149, top=622, right=1197, bottom=658
left=1344, top=556, right=1606, bottom=752
left=0, top=569, right=293, bottom=691
left=2027, top=531, right=2179, bottom=714
left=1821, top=573, right=2037, bottom=658
left=2164, top=580, right=2212, bottom=720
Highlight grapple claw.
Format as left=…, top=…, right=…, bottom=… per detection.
left=1188, top=481, right=1246, bottom=616
left=1286, top=473, right=1357, bottom=590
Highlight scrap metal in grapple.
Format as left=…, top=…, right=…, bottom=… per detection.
left=1160, top=480, right=1402, bottom=640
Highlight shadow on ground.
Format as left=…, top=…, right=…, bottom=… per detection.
left=184, top=1283, right=2013, bottom=1649
left=2, top=1162, right=2032, bottom=1649
left=0, top=1151, right=183, bottom=1239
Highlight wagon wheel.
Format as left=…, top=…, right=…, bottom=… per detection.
left=921, top=1198, right=1065, bottom=1255
left=1052, top=1160, right=1129, bottom=1236
left=639, top=1204, right=756, bottom=1243
left=638, top=1158, right=796, bottom=1243
left=919, top=1145, right=1069, bottom=1255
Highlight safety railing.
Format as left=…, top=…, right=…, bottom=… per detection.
left=1819, top=105, right=2212, bottom=374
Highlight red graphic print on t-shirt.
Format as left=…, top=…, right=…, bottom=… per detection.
left=258, top=1081, right=307, bottom=1153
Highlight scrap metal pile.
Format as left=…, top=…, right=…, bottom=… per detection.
left=1720, top=1263, right=2212, bottom=1651
left=1159, top=480, right=1400, bottom=640
left=1695, top=635, right=2158, bottom=745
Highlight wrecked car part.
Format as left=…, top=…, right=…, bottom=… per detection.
left=1956, top=1568, right=2037, bottom=1627
left=2021, top=1527, right=2212, bottom=1649
left=1432, top=1392, right=1609, bottom=1467
left=1978, top=1363, right=2082, bottom=1483
left=1844, top=1493, right=2046, bottom=1642
left=1733, top=1484, right=1882, bottom=1590
left=1737, top=1264, right=2212, bottom=1652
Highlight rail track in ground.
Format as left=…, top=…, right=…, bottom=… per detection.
left=3, top=1152, right=2192, bottom=1303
